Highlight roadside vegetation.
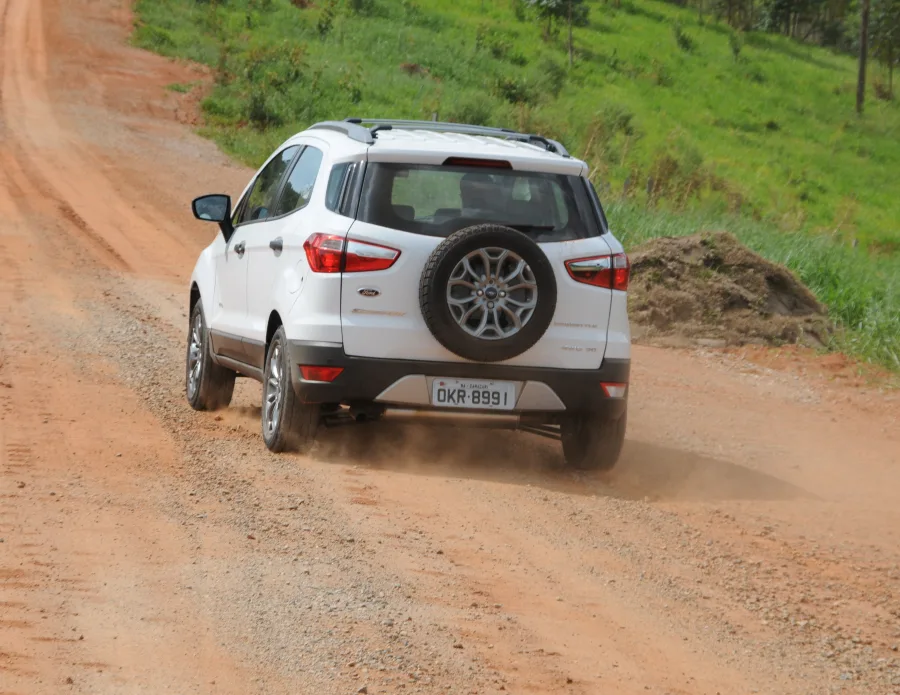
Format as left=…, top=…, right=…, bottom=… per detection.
left=133, top=0, right=899, bottom=370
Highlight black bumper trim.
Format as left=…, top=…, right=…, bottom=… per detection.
left=286, top=341, right=629, bottom=416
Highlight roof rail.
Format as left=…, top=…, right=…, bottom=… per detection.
left=343, top=118, right=570, bottom=157
left=307, top=120, right=375, bottom=145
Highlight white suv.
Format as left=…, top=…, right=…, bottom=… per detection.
left=186, top=119, right=631, bottom=470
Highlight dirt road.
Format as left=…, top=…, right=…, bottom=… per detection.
left=1, top=1, right=899, bottom=693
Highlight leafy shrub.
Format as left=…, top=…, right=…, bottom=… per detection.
left=444, top=94, right=494, bottom=125
left=534, top=57, right=566, bottom=97
left=673, top=21, right=695, bottom=52
left=492, top=76, right=535, bottom=105
left=317, top=0, right=336, bottom=37
left=729, top=30, right=744, bottom=61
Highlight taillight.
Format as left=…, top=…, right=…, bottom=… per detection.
left=303, top=234, right=400, bottom=273
left=344, top=239, right=400, bottom=273
left=601, top=382, right=628, bottom=398
left=565, top=253, right=629, bottom=291
left=304, top=233, right=344, bottom=273
left=300, top=365, right=344, bottom=382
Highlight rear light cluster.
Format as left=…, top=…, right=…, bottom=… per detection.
left=300, top=365, right=344, bottom=382
left=303, top=233, right=400, bottom=273
left=564, top=253, right=630, bottom=291
left=601, top=382, right=628, bottom=398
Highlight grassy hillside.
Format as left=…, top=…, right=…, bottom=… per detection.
left=135, top=0, right=899, bottom=248
left=133, top=0, right=899, bottom=370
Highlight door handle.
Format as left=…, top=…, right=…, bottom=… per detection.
left=269, top=237, right=283, bottom=254
left=234, top=241, right=245, bottom=257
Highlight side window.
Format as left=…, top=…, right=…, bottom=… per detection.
left=272, top=146, right=324, bottom=217
left=339, top=162, right=365, bottom=218
left=325, top=163, right=350, bottom=212
left=236, top=145, right=300, bottom=225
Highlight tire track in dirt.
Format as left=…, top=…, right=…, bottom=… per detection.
left=0, top=0, right=198, bottom=277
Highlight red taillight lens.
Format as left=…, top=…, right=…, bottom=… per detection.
left=344, top=239, right=400, bottom=273
left=300, top=365, right=344, bottom=382
left=303, top=234, right=400, bottom=273
left=565, top=253, right=629, bottom=291
left=611, top=253, right=630, bottom=291
left=601, top=382, right=628, bottom=398
left=304, top=233, right=344, bottom=273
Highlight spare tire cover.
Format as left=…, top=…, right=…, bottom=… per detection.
left=419, top=224, right=557, bottom=363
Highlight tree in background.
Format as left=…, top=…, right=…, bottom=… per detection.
left=858, top=0, right=871, bottom=113
left=871, top=0, right=900, bottom=96
left=525, top=0, right=590, bottom=65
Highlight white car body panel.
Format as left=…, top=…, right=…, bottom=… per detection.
left=339, top=222, right=614, bottom=369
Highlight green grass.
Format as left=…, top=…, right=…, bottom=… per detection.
left=132, top=0, right=900, bottom=370
left=166, top=81, right=198, bottom=93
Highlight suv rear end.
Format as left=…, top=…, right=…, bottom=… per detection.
left=287, top=120, right=630, bottom=470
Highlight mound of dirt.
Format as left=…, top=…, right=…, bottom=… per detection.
left=628, top=232, right=831, bottom=348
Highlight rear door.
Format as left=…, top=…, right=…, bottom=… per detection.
left=339, top=163, right=614, bottom=369
left=244, top=143, right=325, bottom=362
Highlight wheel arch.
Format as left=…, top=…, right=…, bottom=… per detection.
left=266, top=310, right=283, bottom=350
left=189, top=282, right=201, bottom=315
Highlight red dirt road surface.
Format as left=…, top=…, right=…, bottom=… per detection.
left=1, top=1, right=899, bottom=693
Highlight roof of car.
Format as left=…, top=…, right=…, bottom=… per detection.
left=289, top=119, right=586, bottom=175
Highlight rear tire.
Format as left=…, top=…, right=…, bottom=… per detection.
left=262, top=326, right=319, bottom=453
left=561, top=407, right=627, bottom=472
left=186, top=300, right=235, bottom=411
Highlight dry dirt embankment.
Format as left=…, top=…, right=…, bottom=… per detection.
left=629, top=231, right=832, bottom=349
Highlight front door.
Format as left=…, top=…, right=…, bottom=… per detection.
left=210, top=226, right=252, bottom=362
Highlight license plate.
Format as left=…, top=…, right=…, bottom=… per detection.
left=431, top=378, right=516, bottom=410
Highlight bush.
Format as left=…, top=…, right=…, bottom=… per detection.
left=729, top=30, right=744, bottom=61
left=673, top=21, right=695, bottom=52
left=492, top=76, right=535, bottom=105
left=444, top=94, right=494, bottom=125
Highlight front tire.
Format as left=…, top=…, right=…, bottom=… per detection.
left=561, top=407, right=627, bottom=472
left=186, top=300, right=235, bottom=411
left=262, top=327, right=319, bottom=453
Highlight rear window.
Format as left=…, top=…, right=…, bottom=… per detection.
left=357, top=163, right=601, bottom=242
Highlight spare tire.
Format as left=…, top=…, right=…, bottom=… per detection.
left=419, top=224, right=557, bottom=363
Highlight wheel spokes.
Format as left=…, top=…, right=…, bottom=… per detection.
left=447, top=247, right=538, bottom=341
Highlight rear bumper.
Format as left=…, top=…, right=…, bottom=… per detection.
left=287, top=341, right=629, bottom=417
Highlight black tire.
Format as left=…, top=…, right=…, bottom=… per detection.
left=419, top=224, right=557, bottom=363
left=186, top=300, right=235, bottom=411
left=561, top=407, right=627, bottom=472
left=262, top=326, right=319, bottom=453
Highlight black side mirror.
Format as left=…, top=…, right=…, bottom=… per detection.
left=192, top=194, right=234, bottom=241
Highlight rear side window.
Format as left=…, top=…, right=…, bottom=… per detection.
left=237, top=145, right=300, bottom=225
left=357, top=163, right=600, bottom=242
left=272, top=146, right=323, bottom=217
left=325, top=163, right=350, bottom=212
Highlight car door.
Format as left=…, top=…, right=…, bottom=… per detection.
left=243, top=143, right=325, bottom=367
left=210, top=144, right=300, bottom=363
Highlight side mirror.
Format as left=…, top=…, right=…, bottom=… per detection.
left=192, top=194, right=234, bottom=240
